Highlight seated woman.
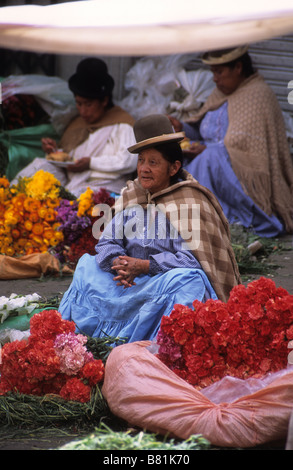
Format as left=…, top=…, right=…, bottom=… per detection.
left=10, top=58, right=137, bottom=197
left=59, top=114, right=241, bottom=343
left=169, top=46, right=293, bottom=237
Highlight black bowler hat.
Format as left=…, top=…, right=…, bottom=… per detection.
left=68, top=58, right=115, bottom=99
left=128, top=114, right=185, bottom=154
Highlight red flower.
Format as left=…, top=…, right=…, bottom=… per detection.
left=157, top=277, right=293, bottom=388
left=60, top=377, right=91, bottom=403
left=30, top=309, right=76, bottom=341
left=79, top=359, right=105, bottom=387
left=286, top=325, right=293, bottom=340
left=0, top=310, right=103, bottom=403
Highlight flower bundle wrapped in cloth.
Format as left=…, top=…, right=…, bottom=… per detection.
left=0, top=171, right=115, bottom=278
left=102, top=278, right=293, bottom=448
left=0, top=310, right=105, bottom=403
left=156, top=277, right=293, bottom=388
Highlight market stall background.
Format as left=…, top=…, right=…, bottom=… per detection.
left=1, top=0, right=293, bottom=451
left=1, top=0, right=293, bottom=142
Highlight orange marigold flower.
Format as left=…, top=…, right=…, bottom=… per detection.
left=43, top=228, right=54, bottom=240
left=38, top=207, right=47, bottom=219
left=0, top=176, right=10, bottom=188
left=44, top=208, right=56, bottom=222
left=32, top=222, right=44, bottom=235
left=46, top=198, right=60, bottom=208
left=11, top=228, right=21, bottom=239
left=24, top=197, right=40, bottom=212
left=17, top=237, right=27, bottom=247
left=31, top=235, right=44, bottom=245
left=4, top=246, right=15, bottom=256
left=29, top=211, right=40, bottom=223
left=24, top=220, right=33, bottom=231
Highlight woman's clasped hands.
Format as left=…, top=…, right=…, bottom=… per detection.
left=111, top=255, right=150, bottom=288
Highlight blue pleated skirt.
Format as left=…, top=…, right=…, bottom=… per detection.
left=59, top=253, right=217, bottom=343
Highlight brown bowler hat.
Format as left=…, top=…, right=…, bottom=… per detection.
left=128, top=114, right=185, bottom=154
left=201, top=46, right=249, bottom=65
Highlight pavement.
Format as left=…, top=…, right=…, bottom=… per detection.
left=0, top=234, right=292, bottom=451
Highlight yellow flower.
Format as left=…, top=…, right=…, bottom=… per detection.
left=4, top=246, right=15, bottom=256
left=25, top=170, right=61, bottom=201
left=4, top=210, right=19, bottom=226
left=77, top=187, right=94, bottom=217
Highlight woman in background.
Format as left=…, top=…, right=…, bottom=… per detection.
left=169, top=46, right=293, bottom=237
left=11, top=58, right=137, bottom=197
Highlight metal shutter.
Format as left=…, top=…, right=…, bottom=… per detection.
left=249, top=35, right=293, bottom=114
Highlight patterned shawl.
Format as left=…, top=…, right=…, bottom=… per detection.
left=115, top=170, right=241, bottom=302
left=186, top=73, right=293, bottom=233
left=59, top=105, right=135, bottom=153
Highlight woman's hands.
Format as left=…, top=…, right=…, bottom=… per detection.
left=42, top=137, right=57, bottom=153
left=167, top=115, right=183, bottom=132
left=183, top=142, right=207, bottom=160
left=111, top=255, right=150, bottom=288
left=67, top=157, right=90, bottom=172
left=42, top=137, right=90, bottom=172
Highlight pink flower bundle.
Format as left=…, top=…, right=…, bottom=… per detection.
left=0, top=310, right=104, bottom=402
left=156, top=277, right=293, bottom=389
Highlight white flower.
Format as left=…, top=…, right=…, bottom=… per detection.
left=25, top=293, right=41, bottom=303
left=0, top=296, right=8, bottom=310
left=0, top=293, right=41, bottom=323
left=6, top=297, right=26, bottom=311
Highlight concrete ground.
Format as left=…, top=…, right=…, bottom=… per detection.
left=0, top=234, right=292, bottom=450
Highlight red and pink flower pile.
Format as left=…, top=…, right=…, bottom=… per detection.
left=156, top=277, right=293, bottom=389
left=0, top=310, right=104, bottom=402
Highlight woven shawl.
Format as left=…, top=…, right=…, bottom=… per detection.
left=115, top=170, right=241, bottom=302
left=59, top=105, right=135, bottom=153
left=186, top=73, right=293, bottom=233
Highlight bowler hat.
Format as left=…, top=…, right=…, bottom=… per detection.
left=128, top=114, right=185, bottom=154
left=68, top=58, right=115, bottom=99
left=201, top=46, right=249, bottom=65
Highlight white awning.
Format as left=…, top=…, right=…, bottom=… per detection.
left=0, top=0, right=293, bottom=55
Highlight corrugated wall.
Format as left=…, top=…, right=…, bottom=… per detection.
left=249, top=35, right=293, bottom=114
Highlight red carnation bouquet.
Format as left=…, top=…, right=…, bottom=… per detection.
left=0, top=310, right=105, bottom=403
left=156, top=277, right=293, bottom=389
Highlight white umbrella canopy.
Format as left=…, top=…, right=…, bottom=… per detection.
left=0, top=0, right=293, bottom=56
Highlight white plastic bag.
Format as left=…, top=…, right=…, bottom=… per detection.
left=1, top=74, right=77, bottom=134
left=0, top=328, right=30, bottom=346
left=169, top=68, right=215, bottom=120
left=118, top=55, right=193, bottom=120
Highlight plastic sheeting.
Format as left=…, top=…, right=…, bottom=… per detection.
left=1, top=1, right=293, bottom=55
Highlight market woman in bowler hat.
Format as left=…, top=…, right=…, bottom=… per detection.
left=59, top=114, right=240, bottom=343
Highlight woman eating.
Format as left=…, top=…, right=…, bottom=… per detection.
left=11, top=58, right=137, bottom=197
left=59, top=114, right=241, bottom=343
